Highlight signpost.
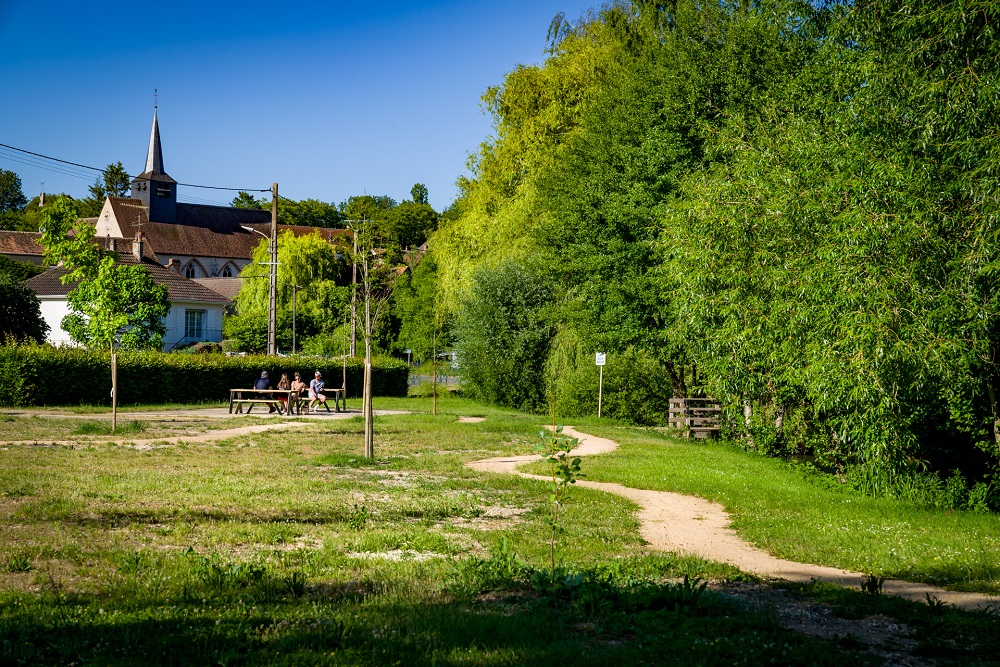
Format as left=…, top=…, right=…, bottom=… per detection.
left=595, top=352, right=606, bottom=418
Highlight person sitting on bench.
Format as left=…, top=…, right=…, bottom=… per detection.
left=290, top=372, right=308, bottom=412
left=309, top=370, right=329, bottom=413
left=254, top=371, right=281, bottom=414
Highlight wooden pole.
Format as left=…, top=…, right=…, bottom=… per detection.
left=350, top=229, right=357, bottom=357
left=111, top=347, right=118, bottom=433
left=267, top=183, right=278, bottom=356
left=432, top=326, right=437, bottom=416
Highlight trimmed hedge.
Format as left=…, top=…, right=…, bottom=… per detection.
left=0, top=346, right=409, bottom=407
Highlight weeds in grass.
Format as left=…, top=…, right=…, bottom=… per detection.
left=924, top=593, right=947, bottom=614
left=346, top=504, right=370, bottom=530
left=71, top=419, right=147, bottom=436
left=535, top=424, right=581, bottom=571
left=861, top=574, right=886, bottom=596
left=3, top=552, right=32, bottom=573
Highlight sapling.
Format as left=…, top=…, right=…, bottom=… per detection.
left=535, top=424, right=582, bottom=572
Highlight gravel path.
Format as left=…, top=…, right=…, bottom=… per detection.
left=467, top=426, right=1000, bottom=612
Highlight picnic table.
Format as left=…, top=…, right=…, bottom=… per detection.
left=229, top=389, right=301, bottom=415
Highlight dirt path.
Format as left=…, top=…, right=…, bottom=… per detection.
left=7, top=422, right=308, bottom=450
left=467, top=426, right=1000, bottom=612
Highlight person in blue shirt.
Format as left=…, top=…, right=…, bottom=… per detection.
left=253, top=371, right=280, bottom=413
left=308, top=371, right=328, bottom=412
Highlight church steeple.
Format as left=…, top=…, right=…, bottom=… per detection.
left=132, top=97, right=177, bottom=223
left=144, top=108, right=167, bottom=177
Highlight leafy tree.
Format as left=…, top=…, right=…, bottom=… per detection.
left=0, top=274, right=48, bottom=343
left=0, top=169, right=28, bottom=230
left=0, top=255, right=44, bottom=282
left=340, top=195, right=396, bottom=222
left=393, top=252, right=449, bottom=362
left=279, top=198, right=344, bottom=228
left=455, top=260, right=553, bottom=411
left=225, top=230, right=349, bottom=352
left=410, top=183, right=429, bottom=205
left=79, top=162, right=130, bottom=216
left=231, top=191, right=267, bottom=209
left=39, top=198, right=170, bottom=430
left=382, top=201, right=438, bottom=250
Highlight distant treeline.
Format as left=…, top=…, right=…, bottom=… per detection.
left=428, top=0, right=1000, bottom=484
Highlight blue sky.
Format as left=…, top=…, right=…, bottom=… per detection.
left=0, top=0, right=598, bottom=211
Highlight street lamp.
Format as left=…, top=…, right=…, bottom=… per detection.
left=241, top=219, right=278, bottom=356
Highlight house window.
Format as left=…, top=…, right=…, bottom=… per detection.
left=184, top=310, right=205, bottom=340
left=184, top=262, right=197, bottom=278
left=221, top=265, right=233, bottom=278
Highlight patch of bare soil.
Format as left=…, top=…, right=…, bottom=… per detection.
left=467, top=426, right=1000, bottom=612
left=457, top=416, right=486, bottom=423
left=715, top=582, right=929, bottom=666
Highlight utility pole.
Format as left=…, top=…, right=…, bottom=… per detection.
left=291, top=284, right=301, bottom=354
left=267, top=182, right=278, bottom=356
left=350, top=228, right=357, bottom=357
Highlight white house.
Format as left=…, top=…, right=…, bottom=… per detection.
left=26, top=239, right=230, bottom=351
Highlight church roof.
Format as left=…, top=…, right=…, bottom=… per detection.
left=26, top=251, right=230, bottom=304
left=103, top=197, right=352, bottom=260
left=132, top=109, right=176, bottom=184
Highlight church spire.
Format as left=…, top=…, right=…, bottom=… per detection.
left=144, top=107, right=166, bottom=177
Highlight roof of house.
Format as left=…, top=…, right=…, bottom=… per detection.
left=0, top=230, right=44, bottom=257
left=103, top=197, right=350, bottom=260
left=26, top=251, right=230, bottom=304
left=193, top=277, right=244, bottom=300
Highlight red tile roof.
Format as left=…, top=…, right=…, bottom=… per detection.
left=0, top=231, right=44, bottom=257
left=26, top=251, right=230, bottom=304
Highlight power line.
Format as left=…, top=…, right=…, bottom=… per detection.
left=0, top=141, right=271, bottom=193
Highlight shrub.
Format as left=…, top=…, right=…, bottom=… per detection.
left=455, top=261, right=553, bottom=411
left=0, top=344, right=408, bottom=407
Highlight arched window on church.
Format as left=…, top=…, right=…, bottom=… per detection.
left=184, top=263, right=198, bottom=279
left=221, top=265, right=233, bottom=278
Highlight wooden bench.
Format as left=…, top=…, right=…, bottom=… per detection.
left=229, top=389, right=302, bottom=416
left=299, top=387, right=345, bottom=413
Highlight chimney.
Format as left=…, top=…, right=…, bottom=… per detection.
left=109, top=238, right=117, bottom=252
left=133, top=231, right=144, bottom=260
left=39, top=192, right=45, bottom=207
left=167, top=258, right=180, bottom=273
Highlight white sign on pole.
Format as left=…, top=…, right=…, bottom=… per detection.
left=595, top=352, right=606, bottom=366
left=596, top=352, right=606, bottom=418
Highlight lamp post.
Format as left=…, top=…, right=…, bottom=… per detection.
left=241, top=184, right=278, bottom=356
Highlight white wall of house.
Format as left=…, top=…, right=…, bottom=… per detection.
left=37, top=298, right=76, bottom=346
left=162, top=302, right=226, bottom=351
left=36, top=297, right=224, bottom=351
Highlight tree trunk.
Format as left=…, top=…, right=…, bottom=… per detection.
left=363, top=285, right=374, bottom=459
left=743, top=399, right=755, bottom=449
left=988, top=377, right=1000, bottom=457
left=432, top=326, right=438, bottom=416
left=111, top=348, right=118, bottom=433
left=664, top=360, right=687, bottom=398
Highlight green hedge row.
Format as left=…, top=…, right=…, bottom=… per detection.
left=0, top=346, right=409, bottom=407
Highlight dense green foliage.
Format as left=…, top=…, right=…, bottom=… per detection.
left=224, top=231, right=350, bottom=353
left=0, top=345, right=408, bottom=406
left=0, top=275, right=48, bottom=344
left=39, top=199, right=170, bottom=351
left=0, top=255, right=44, bottom=282
left=431, top=0, right=1000, bottom=489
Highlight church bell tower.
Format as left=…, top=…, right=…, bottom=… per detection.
left=131, top=104, right=177, bottom=223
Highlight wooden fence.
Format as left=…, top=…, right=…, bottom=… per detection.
left=668, top=397, right=721, bottom=439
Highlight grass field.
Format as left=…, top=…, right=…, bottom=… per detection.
left=533, top=424, right=1000, bottom=595
left=1, top=397, right=998, bottom=665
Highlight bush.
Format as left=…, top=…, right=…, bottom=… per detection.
left=455, top=261, right=553, bottom=411
left=546, top=330, right=674, bottom=426
left=0, top=345, right=409, bottom=407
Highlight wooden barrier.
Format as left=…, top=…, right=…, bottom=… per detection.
left=668, top=397, right=721, bottom=439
